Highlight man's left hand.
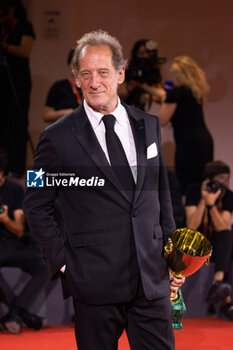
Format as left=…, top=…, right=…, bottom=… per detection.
left=169, top=271, right=185, bottom=293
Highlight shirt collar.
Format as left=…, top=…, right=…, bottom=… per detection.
left=112, top=98, right=126, bottom=127
left=83, top=98, right=126, bottom=129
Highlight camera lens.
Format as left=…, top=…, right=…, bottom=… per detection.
left=206, top=181, right=223, bottom=193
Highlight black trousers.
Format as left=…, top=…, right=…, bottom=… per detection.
left=0, top=237, right=50, bottom=315
left=73, top=279, right=174, bottom=350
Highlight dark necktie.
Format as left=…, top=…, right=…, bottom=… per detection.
left=102, top=114, right=135, bottom=200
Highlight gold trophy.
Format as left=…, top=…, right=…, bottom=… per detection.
left=164, top=228, right=212, bottom=330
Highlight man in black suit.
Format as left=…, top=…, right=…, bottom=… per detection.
left=24, top=30, right=184, bottom=349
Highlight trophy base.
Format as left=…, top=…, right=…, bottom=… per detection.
left=171, top=289, right=186, bottom=330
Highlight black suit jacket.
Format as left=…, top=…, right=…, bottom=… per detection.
left=24, top=101, right=175, bottom=304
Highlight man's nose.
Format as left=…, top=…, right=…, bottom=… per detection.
left=90, top=73, right=100, bottom=88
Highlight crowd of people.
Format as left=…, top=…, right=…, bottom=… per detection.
left=0, top=1, right=232, bottom=348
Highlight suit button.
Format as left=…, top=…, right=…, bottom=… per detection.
left=132, top=209, right=138, bottom=217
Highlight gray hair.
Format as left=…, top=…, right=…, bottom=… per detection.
left=72, top=30, right=127, bottom=75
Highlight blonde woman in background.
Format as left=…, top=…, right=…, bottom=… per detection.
left=158, top=56, right=213, bottom=194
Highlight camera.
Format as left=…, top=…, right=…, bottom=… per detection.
left=206, top=180, right=223, bottom=193
left=125, top=57, right=164, bottom=85
left=125, top=41, right=166, bottom=85
left=123, top=41, right=167, bottom=110
left=125, top=53, right=166, bottom=85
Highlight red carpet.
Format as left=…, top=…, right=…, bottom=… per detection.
left=1, top=318, right=233, bottom=349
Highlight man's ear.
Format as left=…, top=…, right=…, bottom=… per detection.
left=75, top=75, right=81, bottom=88
left=118, top=67, right=125, bottom=85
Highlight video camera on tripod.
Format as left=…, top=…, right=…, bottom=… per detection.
left=125, top=40, right=166, bottom=85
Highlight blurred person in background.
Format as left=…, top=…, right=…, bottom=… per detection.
left=119, top=39, right=166, bottom=112
left=0, top=0, right=35, bottom=176
left=43, top=49, right=82, bottom=124
left=157, top=56, right=213, bottom=194
left=185, top=160, right=233, bottom=320
left=0, top=148, right=49, bottom=333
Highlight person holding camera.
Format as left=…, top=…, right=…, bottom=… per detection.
left=185, top=160, right=233, bottom=320
left=0, top=0, right=35, bottom=176
left=0, top=148, right=49, bottom=333
left=118, top=39, right=165, bottom=111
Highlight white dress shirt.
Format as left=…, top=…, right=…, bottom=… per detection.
left=83, top=98, right=137, bottom=182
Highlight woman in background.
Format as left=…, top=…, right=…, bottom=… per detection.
left=158, top=56, right=213, bottom=193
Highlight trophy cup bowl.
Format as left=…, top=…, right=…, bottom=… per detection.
left=164, top=228, right=212, bottom=330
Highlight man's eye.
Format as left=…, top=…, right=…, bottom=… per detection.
left=99, top=71, right=108, bottom=76
left=81, top=72, right=91, bottom=79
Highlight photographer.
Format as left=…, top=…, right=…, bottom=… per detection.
left=0, top=0, right=35, bottom=176
left=118, top=39, right=166, bottom=111
left=185, top=160, right=233, bottom=320
left=0, top=148, right=49, bottom=333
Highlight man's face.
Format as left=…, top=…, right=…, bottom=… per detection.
left=75, top=45, right=125, bottom=114
left=212, top=173, right=230, bottom=188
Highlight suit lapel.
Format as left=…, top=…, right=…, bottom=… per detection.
left=71, top=104, right=131, bottom=202
left=123, top=103, right=147, bottom=203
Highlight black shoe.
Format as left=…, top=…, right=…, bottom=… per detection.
left=19, top=310, right=45, bottom=331
left=207, top=281, right=232, bottom=304
left=219, top=303, right=233, bottom=321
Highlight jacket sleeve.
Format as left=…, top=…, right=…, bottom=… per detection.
left=23, top=129, right=66, bottom=275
